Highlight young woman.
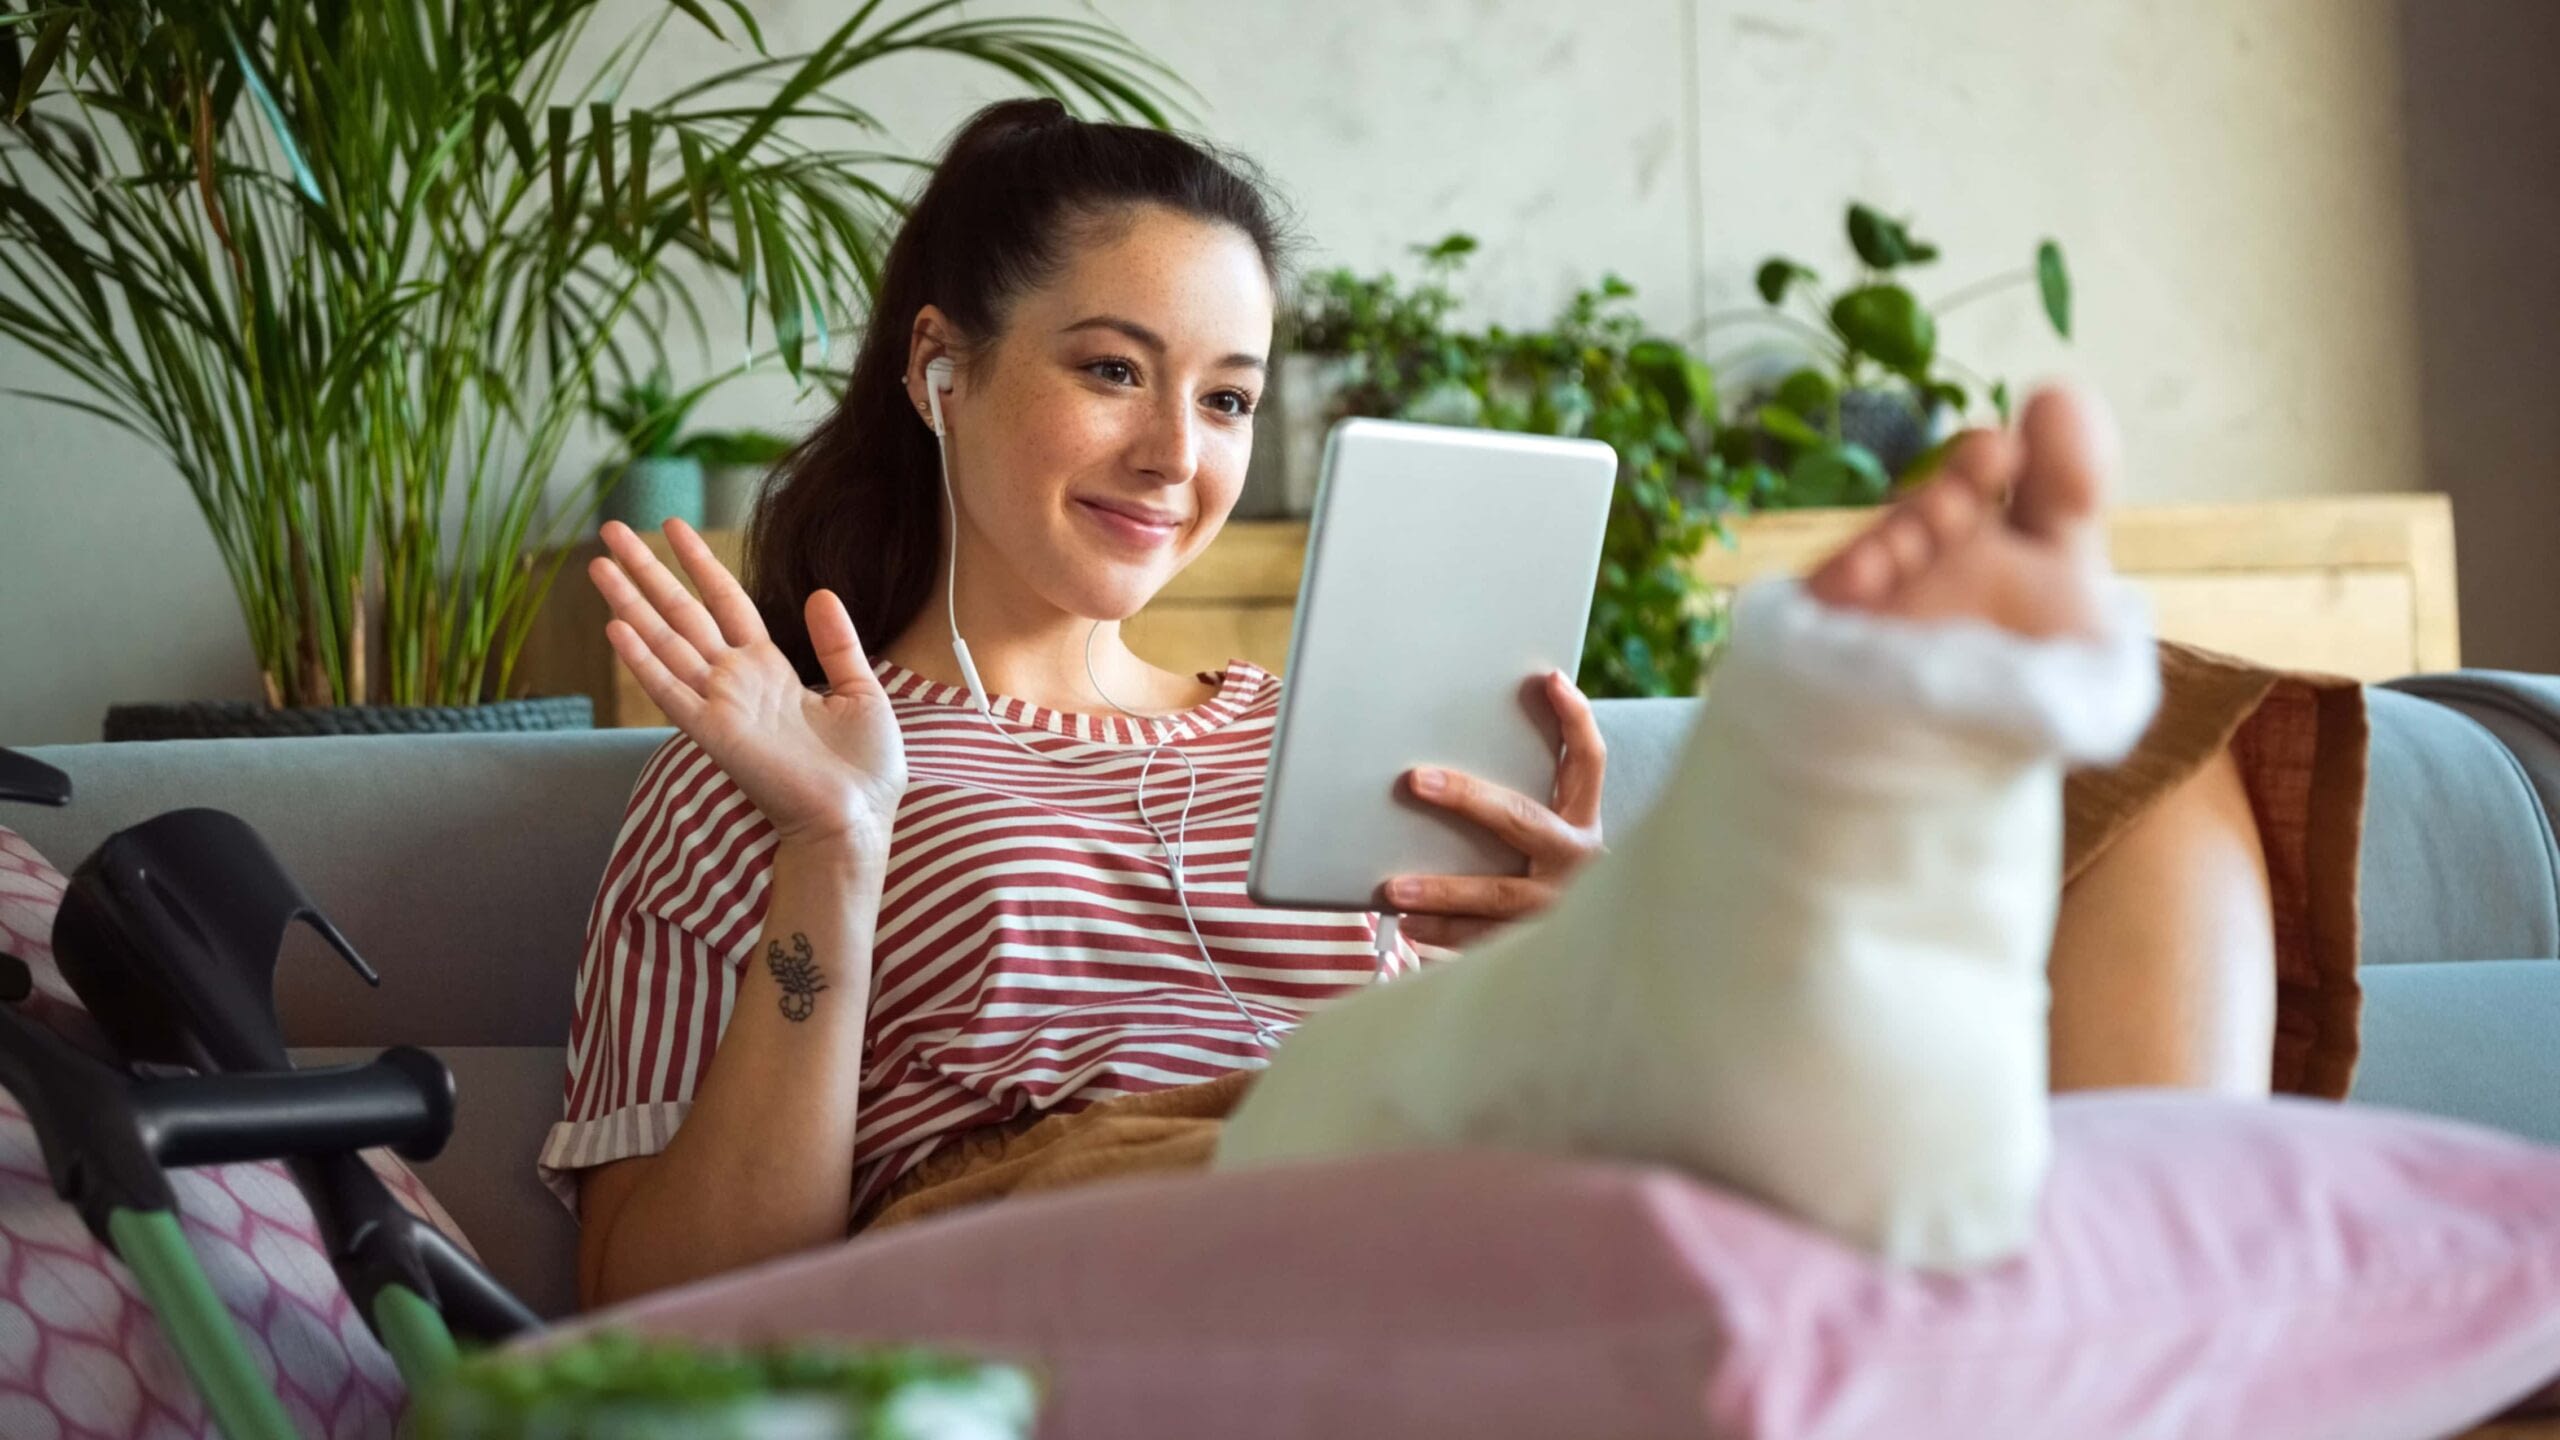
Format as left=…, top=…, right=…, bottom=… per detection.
left=544, top=99, right=2365, bottom=1309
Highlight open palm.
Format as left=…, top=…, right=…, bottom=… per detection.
left=589, top=517, right=908, bottom=856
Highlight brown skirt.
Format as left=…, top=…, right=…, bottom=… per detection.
left=853, top=639, right=2369, bottom=1239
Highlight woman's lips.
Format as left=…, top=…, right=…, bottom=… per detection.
left=1075, top=498, right=1181, bottom=547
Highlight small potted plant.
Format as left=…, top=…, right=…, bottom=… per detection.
left=1254, top=234, right=1483, bottom=517
left=1710, top=202, right=2073, bottom=506
left=591, top=368, right=721, bottom=535
left=677, top=427, right=800, bottom=532
left=401, top=1329, right=1042, bottom=1440
left=1281, top=233, right=1743, bottom=699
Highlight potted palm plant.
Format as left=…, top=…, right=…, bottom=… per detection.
left=0, top=1, right=1184, bottom=740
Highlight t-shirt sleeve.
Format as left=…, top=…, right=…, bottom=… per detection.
left=536, top=733, right=777, bottom=1215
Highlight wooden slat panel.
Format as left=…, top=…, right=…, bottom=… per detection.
left=1148, top=521, right=1311, bottom=601
left=2142, top=570, right=2417, bottom=680
left=1687, top=495, right=2454, bottom=584
left=1677, top=495, right=2457, bottom=678
left=522, top=496, right=2459, bottom=727
left=2406, top=497, right=2462, bottom=675
left=1123, top=604, right=1297, bottom=678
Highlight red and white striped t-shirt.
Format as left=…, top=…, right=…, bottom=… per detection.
left=537, top=655, right=1429, bottom=1221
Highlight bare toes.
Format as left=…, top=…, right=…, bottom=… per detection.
left=1937, top=428, right=2020, bottom=505
left=1875, top=508, right=1937, bottom=593
left=1910, top=471, right=1987, bottom=555
left=1806, top=530, right=1896, bottom=609
left=2011, top=384, right=2116, bottom=540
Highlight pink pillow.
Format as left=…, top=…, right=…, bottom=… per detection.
left=556, top=1090, right=2560, bottom=1440
left=0, top=825, right=473, bottom=1439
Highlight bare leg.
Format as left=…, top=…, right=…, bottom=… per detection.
left=1215, top=386, right=2163, bottom=1269
left=2048, top=742, right=2277, bottom=1096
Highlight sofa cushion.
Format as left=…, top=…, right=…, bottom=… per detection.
left=554, top=1091, right=2560, bottom=1440
left=0, top=825, right=474, bottom=1438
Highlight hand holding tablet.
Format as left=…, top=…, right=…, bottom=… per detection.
left=1245, top=419, right=1620, bottom=927
left=1378, top=666, right=1612, bottom=950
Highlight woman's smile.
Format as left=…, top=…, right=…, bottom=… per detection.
left=1074, top=494, right=1184, bottom=548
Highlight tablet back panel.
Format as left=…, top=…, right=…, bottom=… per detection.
left=1246, top=418, right=1617, bottom=911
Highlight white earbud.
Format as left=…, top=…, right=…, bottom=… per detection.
left=923, top=355, right=954, bottom=438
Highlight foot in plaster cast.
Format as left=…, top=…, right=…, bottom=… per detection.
left=1805, top=383, right=2116, bottom=644
left=1216, top=382, right=2153, bottom=1271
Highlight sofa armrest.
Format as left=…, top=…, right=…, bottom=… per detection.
left=2349, top=960, right=2560, bottom=1147
left=2361, top=683, right=2560, bottom=966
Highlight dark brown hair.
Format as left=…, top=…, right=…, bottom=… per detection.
left=743, top=98, right=1293, bottom=685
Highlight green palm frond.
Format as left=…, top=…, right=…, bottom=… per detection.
left=0, top=0, right=1185, bottom=707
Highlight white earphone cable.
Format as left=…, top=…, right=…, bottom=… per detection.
left=921, top=361, right=1399, bottom=1052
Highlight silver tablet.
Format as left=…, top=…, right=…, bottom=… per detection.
left=1245, top=418, right=1618, bottom=911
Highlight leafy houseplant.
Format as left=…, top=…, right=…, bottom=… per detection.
left=402, top=1329, right=1040, bottom=1439
left=1291, top=236, right=1749, bottom=699
left=1711, top=201, right=2073, bottom=508
left=0, top=2, right=1181, bottom=732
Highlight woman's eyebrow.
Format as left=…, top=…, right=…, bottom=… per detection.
left=1060, top=314, right=1267, bottom=375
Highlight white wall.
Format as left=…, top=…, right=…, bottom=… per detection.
left=0, top=0, right=2442, bottom=743
left=1693, top=0, right=2423, bottom=508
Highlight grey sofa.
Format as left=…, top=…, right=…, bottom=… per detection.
left=13, top=678, right=2560, bottom=1323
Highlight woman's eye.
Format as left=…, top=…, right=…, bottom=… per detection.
left=1087, top=358, right=1138, bottom=386
left=1209, top=390, right=1258, bottom=419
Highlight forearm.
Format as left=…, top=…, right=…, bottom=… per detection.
left=591, top=839, right=884, bottom=1303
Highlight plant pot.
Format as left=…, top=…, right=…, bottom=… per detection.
left=602, top=456, right=707, bottom=533
left=1741, top=382, right=1958, bottom=507
left=700, top=462, right=771, bottom=532
left=1235, top=353, right=1357, bottom=519
left=101, top=695, right=593, bottom=742
left=1835, top=385, right=1956, bottom=478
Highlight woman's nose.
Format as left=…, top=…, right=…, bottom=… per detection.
left=1131, top=393, right=1200, bottom=482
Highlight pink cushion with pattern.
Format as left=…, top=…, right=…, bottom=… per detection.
left=558, top=1086, right=2560, bottom=1438
left=0, top=826, right=473, bottom=1440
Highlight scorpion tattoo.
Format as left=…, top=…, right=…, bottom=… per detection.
left=766, top=932, right=829, bottom=1022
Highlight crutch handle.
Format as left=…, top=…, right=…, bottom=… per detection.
left=136, top=1045, right=455, bottom=1167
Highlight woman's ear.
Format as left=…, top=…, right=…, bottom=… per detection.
left=905, top=305, right=956, bottom=427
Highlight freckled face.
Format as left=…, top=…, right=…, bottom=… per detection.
left=933, top=205, right=1273, bottom=621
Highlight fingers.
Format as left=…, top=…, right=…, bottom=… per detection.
left=1396, top=913, right=1501, bottom=952
left=1378, top=870, right=1553, bottom=920
left=1404, top=764, right=1587, bottom=867
left=663, top=516, right=772, bottom=649
left=1543, top=670, right=1608, bottom=832
left=805, top=588, right=874, bottom=696
left=604, top=618, right=706, bottom=730
left=595, top=520, right=731, bottom=663
left=589, top=551, right=713, bottom=695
